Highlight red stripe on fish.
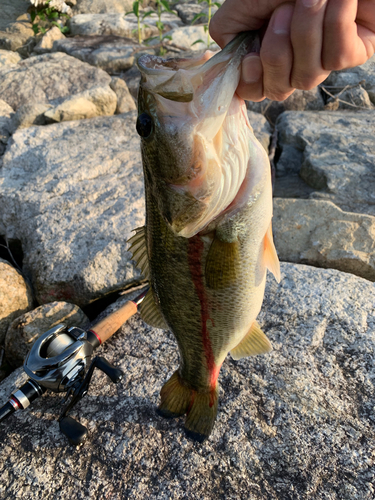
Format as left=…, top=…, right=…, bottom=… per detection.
left=187, top=236, right=217, bottom=391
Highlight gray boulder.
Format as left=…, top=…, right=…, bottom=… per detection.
left=247, top=110, right=272, bottom=152
left=273, top=198, right=375, bottom=281
left=68, top=12, right=181, bottom=39
left=247, top=87, right=325, bottom=124
left=175, top=3, right=207, bottom=24
left=0, top=0, right=35, bottom=54
left=122, top=64, right=141, bottom=100
left=325, top=85, right=373, bottom=111
left=43, top=86, right=117, bottom=123
left=52, top=35, right=139, bottom=73
left=0, top=52, right=112, bottom=111
left=33, top=26, right=66, bottom=55
left=276, top=111, right=375, bottom=216
left=10, top=102, right=52, bottom=130
left=0, top=0, right=30, bottom=33
left=0, top=263, right=374, bottom=499
left=323, top=55, right=375, bottom=105
left=0, top=99, right=14, bottom=156
left=72, top=0, right=150, bottom=15
left=5, top=301, right=89, bottom=367
left=110, top=77, right=136, bottom=113
left=0, top=111, right=145, bottom=307
left=0, top=259, right=33, bottom=345
left=161, top=25, right=219, bottom=51
left=0, top=49, right=21, bottom=68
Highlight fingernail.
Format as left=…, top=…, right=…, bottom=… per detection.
left=302, top=0, right=320, bottom=7
left=272, top=5, right=293, bottom=35
left=242, top=54, right=262, bottom=83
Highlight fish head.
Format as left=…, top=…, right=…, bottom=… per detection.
left=137, top=33, right=259, bottom=237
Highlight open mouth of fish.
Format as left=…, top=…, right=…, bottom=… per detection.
left=137, top=33, right=261, bottom=238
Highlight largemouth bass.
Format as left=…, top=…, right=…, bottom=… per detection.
left=129, top=33, right=280, bottom=442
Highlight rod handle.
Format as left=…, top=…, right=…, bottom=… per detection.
left=90, top=300, right=138, bottom=344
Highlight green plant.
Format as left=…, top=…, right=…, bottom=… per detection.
left=30, top=0, right=69, bottom=35
left=144, top=0, right=177, bottom=55
left=125, top=1, right=146, bottom=45
left=191, top=0, right=221, bottom=48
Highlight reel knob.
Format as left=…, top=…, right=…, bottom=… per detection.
left=59, top=416, right=88, bottom=446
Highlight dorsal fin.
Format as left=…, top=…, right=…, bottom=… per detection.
left=127, top=226, right=150, bottom=280
left=230, top=321, right=272, bottom=360
left=263, top=222, right=281, bottom=283
left=139, top=288, right=167, bottom=329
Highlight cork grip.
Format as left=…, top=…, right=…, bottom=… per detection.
left=91, top=300, right=138, bottom=343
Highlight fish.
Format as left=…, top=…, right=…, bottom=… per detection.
left=128, top=32, right=280, bottom=442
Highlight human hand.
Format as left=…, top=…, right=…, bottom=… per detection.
left=209, top=0, right=375, bottom=102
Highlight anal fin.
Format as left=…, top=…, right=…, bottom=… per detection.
left=264, top=222, right=281, bottom=283
left=230, top=321, right=272, bottom=360
left=139, top=288, right=167, bottom=329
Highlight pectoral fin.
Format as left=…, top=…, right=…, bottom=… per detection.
left=139, top=288, right=167, bottom=329
left=230, top=321, right=272, bottom=360
left=263, top=222, right=281, bottom=283
left=205, top=228, right=239, bottom=290
left=127, top=226, right=150, bottom=280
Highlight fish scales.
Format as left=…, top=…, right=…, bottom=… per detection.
left=130, top=32, right=280, bottom=441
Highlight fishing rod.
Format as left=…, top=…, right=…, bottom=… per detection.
left=0, top=288, right=148, bottom=445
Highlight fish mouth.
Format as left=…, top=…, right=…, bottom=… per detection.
left=138, top=33, right=261, bottom=238
left=137, top=32, right=260, bottom=105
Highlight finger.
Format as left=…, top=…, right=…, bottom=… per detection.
left=260, top=3, right=296, bottom=101
left=209, top=0, right=266, bottom=48
left=323, top=0, right=372, bottom=69
left=290, top=0, right=331, bottom=89
left=236, top=53, right=265, bottom=102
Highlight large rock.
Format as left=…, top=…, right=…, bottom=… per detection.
left=0, top=14, right=35, bottom=55
left=110, top=76, right=136, bottom=113
left=175, top=3, right=208, bottom=24
left=276, top=111, right=375, bottom=216
left=0, top=111, right=144, bottom=307
left=247, top=110, right=272, bottom=152
left=0, top=263, right=374, bottom=499
left=0, top=49, right=22, bottom=68
left=0, top=0, right=30, bottom=32
left=52, top=35, right=139, bottom=73
left=121, top=64, right=142, bottom=100
left=10, top=102, right=52, bottom=130
left=323, top=55, right=375, bottom=105
left=162, top=25, right=219, bottom=51
left=33, top=26, right=66, bottom=55
left=5, top=301, right=89, bottom=367
left=0, top=259, right=33, bottom=345
left=0, top=99, right=14, bottom=157
left=72, top=0, right=150, bottom=15
left=273, top=198, right=375, bottom=281
left=68, top=12, right=181, bottom=39
left=44, top=86, right=117, bottom=122
left=247, top=87, right=325, bottom=124
left=0, top=52, right=112, bottom=112
left=325, top=85, right=373, bottom=111
left=0, top=1, right=34, bottom=54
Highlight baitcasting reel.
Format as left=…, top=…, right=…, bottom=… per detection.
left=0, top=289, right=147, bottom=445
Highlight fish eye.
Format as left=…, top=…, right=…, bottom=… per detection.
left=136, top=113, right=153, bottom=139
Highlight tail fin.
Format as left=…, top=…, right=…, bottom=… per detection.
left=157, top=371, right=191, bottom=418
left=157, top=371, right=219, bottom=442
left=184, top=385, right=218, bottom=443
